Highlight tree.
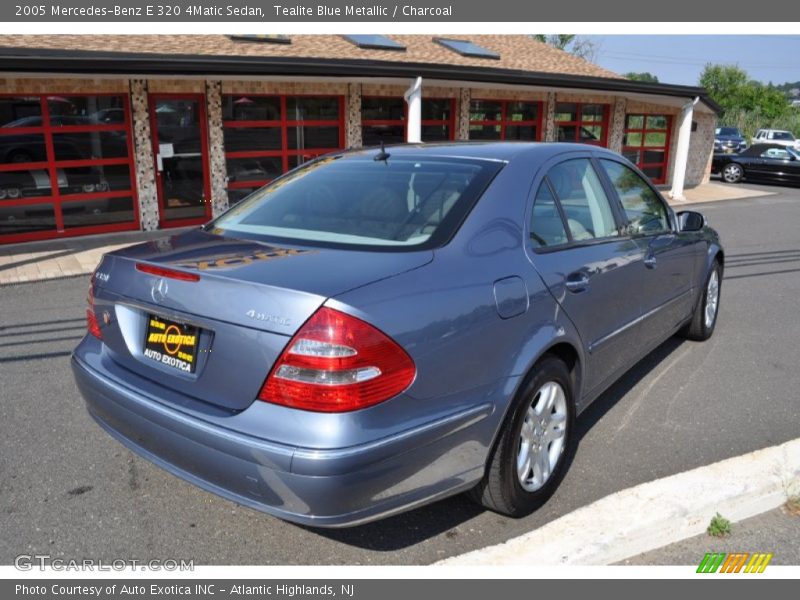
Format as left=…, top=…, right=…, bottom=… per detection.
left=699, top=64, right=789, bottom=121
left=532, top=35, right=598, bottom=62
left=624, top=72, right=659, bottom=83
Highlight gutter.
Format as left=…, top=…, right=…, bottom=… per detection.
left=0, top=46, right=722, bottom=114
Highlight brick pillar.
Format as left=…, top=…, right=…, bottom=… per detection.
left=346, top=82, right=362, bottom=148
left=205, top=80, right=228, bottom=218
left=129, top=79, right=159, bottom=231
left=456, top=88, right=471, bottom=140
left=608, top=96, right=627, bottom=153
left=544, top=92, right=556, bottom=142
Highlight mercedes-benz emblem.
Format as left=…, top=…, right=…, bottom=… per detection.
left=151, top=278, right=168, bottom=304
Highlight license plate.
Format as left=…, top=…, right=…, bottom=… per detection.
left=143, top=314, right=200, bottom=373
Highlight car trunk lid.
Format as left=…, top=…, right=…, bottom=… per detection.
left=90, top=229, right=431, bottom=411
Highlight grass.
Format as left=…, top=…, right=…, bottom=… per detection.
left=707, top=512, right=732, bottom=537
left=784, top=495, right=800, bottom=517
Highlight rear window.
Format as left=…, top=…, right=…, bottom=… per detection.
left=211, top=154, right=503, bottom=250
left=771, top=131, right=794, bottom=141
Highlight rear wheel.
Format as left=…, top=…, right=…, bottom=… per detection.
left=722, top=163, right=743, bottom=184
left=681, top=260, right=722, bottom=341
left=469, top=356, right=575, bottom=517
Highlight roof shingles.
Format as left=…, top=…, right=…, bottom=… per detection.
left=0, top=34, right=622, bottom=80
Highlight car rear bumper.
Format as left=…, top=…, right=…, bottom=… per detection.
left=71, top=353, right=493, bottom=527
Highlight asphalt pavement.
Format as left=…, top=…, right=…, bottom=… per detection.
left=619, top=506, right=800, bottom=566
left=1, top=183, right=799, bottom=565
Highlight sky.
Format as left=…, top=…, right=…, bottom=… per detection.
left=584, top=36, right=800, bottom=87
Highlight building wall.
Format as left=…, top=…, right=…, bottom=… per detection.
left=129, top=79, right=159, bottom=231
left=687, top=111, right=716, bottom=186
left=1, top=75, right=717, bottom=243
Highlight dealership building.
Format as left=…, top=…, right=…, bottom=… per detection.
left=0, top=34, right=720, bottom=244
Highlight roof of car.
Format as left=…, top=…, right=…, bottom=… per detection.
left=747, top=143, right=796, bottom=153
left=342, top=141, right=617, bottom=162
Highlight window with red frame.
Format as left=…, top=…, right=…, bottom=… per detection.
left=468, top=99, right=543, bottom=140
left=622, top=114, right=672, bottom=184
left=222, top=95, right=344, bottom=205
left=0, top=94, right=138, bottom=244
left=361, top=97, right=455, bottom=146
left=555, top=102, right=609, bottom=146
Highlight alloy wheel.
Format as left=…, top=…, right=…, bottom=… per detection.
left=516, top=381, right=568, bottom=492
left=705, top=269, right=720, bottom=329
left=723, top=164, right=742, bottom=183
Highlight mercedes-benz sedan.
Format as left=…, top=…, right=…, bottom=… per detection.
left=72, top=143, right=724, bottom=527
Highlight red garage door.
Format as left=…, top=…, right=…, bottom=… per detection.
left=623, top=114, right=672, bottom=184
left=0, top=94, right=139, bottom=244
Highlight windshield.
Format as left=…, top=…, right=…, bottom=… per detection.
left=716, top=127, right=741, bottom=136
left=211, top=154, right=503, bottom=250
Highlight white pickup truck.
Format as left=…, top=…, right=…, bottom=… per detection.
left=751, top=129, right=800, bottom=149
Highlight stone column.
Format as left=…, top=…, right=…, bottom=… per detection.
left=608, top=96, right=627, bottom=153
left=544, top=92, right=556, bottom=142
left=457, top=88, right=471, bottom=140
left=346, top=82, right=362, bottom=148
left=205, top=80, right=228, bottom=218
left=129, top=79, right=159, bottom=231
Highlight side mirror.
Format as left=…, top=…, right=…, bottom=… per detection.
left=677, top=210, right=706, bottom=232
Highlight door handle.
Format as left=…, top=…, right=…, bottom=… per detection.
left=644, top=255, right=657, bottom=269
left=565, top=273, right=589, bottom=293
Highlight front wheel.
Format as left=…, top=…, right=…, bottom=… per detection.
left=681, top=260, right=722, bottom=341
left=722, top=163, right=743, bottom=184
left=469, top=356, right=575, bottom=517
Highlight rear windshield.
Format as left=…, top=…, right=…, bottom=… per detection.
left=771, top=131, right=794, bottom=140
left=211, top=154, right=503, bottom=250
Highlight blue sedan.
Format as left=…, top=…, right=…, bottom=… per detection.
left=72, top=143, right=724, bottom=527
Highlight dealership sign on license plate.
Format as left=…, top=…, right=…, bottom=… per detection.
left=143, top=315, right=199, bottom=373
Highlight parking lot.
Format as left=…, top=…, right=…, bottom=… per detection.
left=1, top=183, right=799, bottom=565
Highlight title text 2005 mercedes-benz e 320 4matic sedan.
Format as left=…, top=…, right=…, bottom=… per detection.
left=72, top=143, right=723, bottom=527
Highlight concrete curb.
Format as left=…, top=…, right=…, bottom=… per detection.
left=438, top=438, right=800, bottom=566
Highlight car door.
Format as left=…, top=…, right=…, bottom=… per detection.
left=757, top=147, right=798, bottom=182
left=598, top=158, right=697, bottom=345
left=525, top=155, right=647, bottom=397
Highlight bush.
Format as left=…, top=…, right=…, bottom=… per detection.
left=721, top=108, right=800, bottom=140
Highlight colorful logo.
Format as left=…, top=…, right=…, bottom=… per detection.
left=697, top=552, right=773, bottom=573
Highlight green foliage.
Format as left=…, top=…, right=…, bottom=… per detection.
left=700, top=64, right=796, bottom=136
left=773, top=81, right=800, bottom=98
left=624, top=72, right=659, bottom=83
left=707, top=513, right=732, bottom=537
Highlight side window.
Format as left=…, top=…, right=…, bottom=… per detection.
left=547, top=158, right=619, bottom=240
left=762, top=148, right=790, bottom=159
left=530, top=181, right=569, bottom=248
left=600, top=159, right=669, bottom=235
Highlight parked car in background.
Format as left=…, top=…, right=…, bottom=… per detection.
left=0, top=167, right=109, bottom=200
left=751, top=129, right=799, bottom=149
left=713, top=143, right=800, bottom=185
left=72, top=143, right=724, bottom=527
left=714, top=126, right=747, bottom=153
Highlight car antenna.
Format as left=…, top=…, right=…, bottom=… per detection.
left=374, top=141, right=391, bottom=163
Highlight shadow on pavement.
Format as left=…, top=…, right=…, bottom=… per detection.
left=302, top=335, right=691, bottom=551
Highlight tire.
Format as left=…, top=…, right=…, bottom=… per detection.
left=681, top=260, right=722, bottom=341
left=7, top=150, right=33, bottom=164
left=469, top=355, right=576, bottom=517
left=721, top=163, right=743, bottom=184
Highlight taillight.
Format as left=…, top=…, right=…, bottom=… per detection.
left=86, top=278, right=102, bottom=339
left=258, top=307, right=416, bottom=412
left=135, top=263, right=200, bottom=282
